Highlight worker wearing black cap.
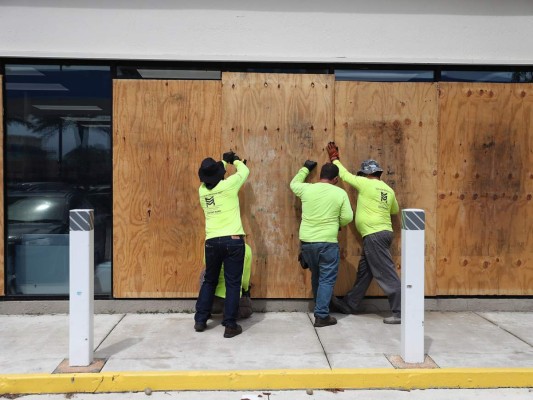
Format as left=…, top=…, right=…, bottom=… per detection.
left=195, top=151, right=249, bottom=338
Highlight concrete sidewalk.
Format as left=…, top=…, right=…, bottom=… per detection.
left=1, top=311, right=533, bottom=394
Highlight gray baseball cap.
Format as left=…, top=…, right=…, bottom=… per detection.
left=357, top=159, right=383, bottom=176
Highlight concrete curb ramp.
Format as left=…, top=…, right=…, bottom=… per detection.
left=1, top=368, right=533, bottom=394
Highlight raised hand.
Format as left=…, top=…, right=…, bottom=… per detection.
left=304, top=160, right=318, bottom=172
left=326, top=142, right=339, bottom=161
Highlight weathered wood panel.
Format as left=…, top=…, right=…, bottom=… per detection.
left=437, top=83, right=533, bottom=295
left=334, top=82, right=438, bottom=296
left=113, top=80, right=221, bottom=297
left=221, top=72, right=335, bottom=298
left=0, top=75, right=4, bottom=296
left=110, top=77, right=532, bottom=299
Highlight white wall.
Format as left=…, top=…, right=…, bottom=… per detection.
left=1, top=0, right=533, bottom=64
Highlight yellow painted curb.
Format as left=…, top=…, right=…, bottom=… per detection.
left=1, top=368, right=532, bottom=394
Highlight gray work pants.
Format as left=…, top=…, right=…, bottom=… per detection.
left=343, top=230, right=401, bottom=317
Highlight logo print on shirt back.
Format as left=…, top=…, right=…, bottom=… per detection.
left=381, top=192, right=388, bottom=202
left=205, top=196, right=215, bottom=207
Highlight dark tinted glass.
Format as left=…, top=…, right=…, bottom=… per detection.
left=335, top=70, right=433, bottom=82
left=4, top=65, right=112, bottom=296
left=9, top=197, right=65, bottom=222
left=441, top=71, right=533, bottom=82
left=117, top=66, right=221, bottom=79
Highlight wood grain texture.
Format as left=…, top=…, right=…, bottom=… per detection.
left=221, top=72, right=335, bottom=298
left=0, top=76, right=4, bottom=296
left=334, top=82, right=438, bottom=296
left=113, top=80, right=222, bottom=298
left=111, top=77, right=531, bottom=299
left=437, top=83, right=533, bottom=295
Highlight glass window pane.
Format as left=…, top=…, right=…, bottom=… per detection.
left=5, top=64, right=112, bottom=296
left=335, top=69, right=434, bottom=82
left=441, top=70, right=533, bottom=82
left=117, top=66, right=221, bottom=80
left=9, top=197, right=65, bottom=222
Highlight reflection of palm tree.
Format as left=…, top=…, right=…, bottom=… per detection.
left=6, top=141, right=52, bottom=183
left=12, top=112, right=76, bottom=140
left=63, top=146, right=112, bottom=185
left=8, top=110, right=111, bottom=184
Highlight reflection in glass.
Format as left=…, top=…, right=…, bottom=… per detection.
left=117, top=66, right=222, bottom=79
left=335, top=70, right=433, bottom=82
left=441, top=70, right=533, bottom=82
left=9, top=197, right=64, bottom=222
left=5, top=64, right=112, bottom=296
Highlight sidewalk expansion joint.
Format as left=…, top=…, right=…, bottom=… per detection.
left=94, top=313, right=127, bottom=352
left=307, top=313, right=333, bottom=370
left=475, top=312, right=533, bottom=348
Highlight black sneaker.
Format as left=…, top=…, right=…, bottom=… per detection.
left=194, top=322, right=207, bottom=332
left=223, top=324, right=243, bottom=338
left=314, top=315, right=337, bottom=327
left=330, top=297, right=352, bottom=315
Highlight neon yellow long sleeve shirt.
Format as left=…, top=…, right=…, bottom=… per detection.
left=215, top=243, right=252, bottom=298
left=199, top=160, right=249, bottom=240
left=333, top=160, right=399, bottom=237
left=290, top=166, right=353, bottom=243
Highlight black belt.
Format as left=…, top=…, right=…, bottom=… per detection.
left=208, top=235, right=244, bottom=240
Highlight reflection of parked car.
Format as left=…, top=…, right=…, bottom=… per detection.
left=6, top=183, right=111, bottom=295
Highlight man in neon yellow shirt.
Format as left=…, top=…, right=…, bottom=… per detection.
left=327, top=142, right=401, bottom=324
left=195, top=151, right=249, bottom=338
left=214, top=243, right=252, bottom=300
left=201, top=243, right=253, bottom=319
left=291, top=160, right=353, bottom=328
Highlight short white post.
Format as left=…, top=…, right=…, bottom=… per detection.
left=401, top=208, right=425, bottom=363
left=69, top=209, right=94, bottom=366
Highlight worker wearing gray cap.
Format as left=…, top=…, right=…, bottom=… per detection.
left=326, top=142, right=401, bottom=324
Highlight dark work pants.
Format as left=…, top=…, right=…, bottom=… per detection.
left=343, top=230, right=401, bottom=317
left=195, top=236, right=244, bottom=328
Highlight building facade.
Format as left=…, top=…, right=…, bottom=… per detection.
left=1, top=1, right=532, bottom=300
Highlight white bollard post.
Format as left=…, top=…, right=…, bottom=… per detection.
left=69, top=209, right=94, bottom=367
left=401, top=208, right=425, bottom=363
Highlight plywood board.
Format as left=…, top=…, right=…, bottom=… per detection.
left=111, top=77, right=532, bottom=299
left=221, top=72, right=335, bottom=298
left=437, top=83, right=533, bottom=295
left=0, top=75, right=4, bottom=296
left=113, top=80, right=221, bottom=297
left=334, top=82, right=438, bottom=296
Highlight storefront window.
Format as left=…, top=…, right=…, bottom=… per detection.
left=335, top=69, right=433, bottom=82
left=4, top=64, right=112, bottom=296
left=440, top=70, right=533, bottom=82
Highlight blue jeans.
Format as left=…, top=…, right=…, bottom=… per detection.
left=195, top=236, right=244, bottom=328
left=300, top=242, right=340, bottom=319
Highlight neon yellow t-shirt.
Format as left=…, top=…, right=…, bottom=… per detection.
left=290, top=166, right=353, bottom=243
left=333, top=160, right=399, bottom=237
left=199, top=160, right=249, bottom=240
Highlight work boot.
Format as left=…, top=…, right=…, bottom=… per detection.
left=330, top=297, right=352, bottom=315
left=223, top=324, right=243, bottom=338
left=383, top=316, right=401, bottom=325
left=314, top=315, right=337, bottom=328
left=194, top=322, right=207, bottom=332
